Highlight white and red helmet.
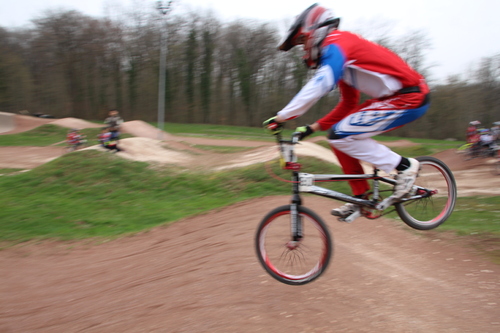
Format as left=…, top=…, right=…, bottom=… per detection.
left=278, top=3, right=340, bottom=69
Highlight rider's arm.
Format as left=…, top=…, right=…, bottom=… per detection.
left=276, top=65, right=335, bottom=122
left=316, top=80, right=360, bottom=131
left=275, top=43, right=347, bottom=124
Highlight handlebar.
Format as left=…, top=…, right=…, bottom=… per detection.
left=274, top=131, right=302, bottom=144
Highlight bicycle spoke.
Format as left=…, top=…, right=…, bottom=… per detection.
left=256, top=205, right=332, bottom=285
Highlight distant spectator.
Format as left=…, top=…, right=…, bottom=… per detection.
left=104, top=109, right=124, bottom=140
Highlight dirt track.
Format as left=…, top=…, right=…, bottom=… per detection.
left=1, top=196, right=499, bottom=332
left=0, top=116, right=499, bottom=332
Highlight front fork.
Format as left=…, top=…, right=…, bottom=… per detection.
left=290, top=172, right=303, bottom=242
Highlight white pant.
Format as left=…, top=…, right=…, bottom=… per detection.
left=328, top=132, right=401, bottom=174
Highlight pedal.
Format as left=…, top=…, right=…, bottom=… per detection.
left=376, top=197, right=397, bottom=211
left=408, top=186, right=418, bottom=196
left=377, top=185, right=418, bottom=210
left=338, top=209, right=361, bottom=223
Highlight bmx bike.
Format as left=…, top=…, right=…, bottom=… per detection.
left=255, top=132, right=457, bottom=285
left=458, top=142, right=497, bottom=160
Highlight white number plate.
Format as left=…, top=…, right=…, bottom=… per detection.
left=299, top=173, right=314, bottom=192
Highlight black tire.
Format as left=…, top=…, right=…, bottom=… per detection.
left=64, top=145, right=75, bottom=154
left=255, top=205, right=332, bottom=285
left=395, top=156, right=457, bottom=230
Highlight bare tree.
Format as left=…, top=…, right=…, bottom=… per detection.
left=0, top=28, right=33, bottom=112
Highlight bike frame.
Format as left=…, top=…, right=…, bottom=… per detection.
left=291, top=170, right=388, bottom=209
left=279, top=133, right=436, bottom=230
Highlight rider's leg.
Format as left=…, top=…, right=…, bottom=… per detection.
left=330, top=147, right=370, bottom=218
left=331, top=146, right=370, bottom=196
left=329, top=134, right=402, bottom=174
left=328, top=94, right=429, bottom=208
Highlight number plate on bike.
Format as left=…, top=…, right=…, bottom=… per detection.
left=281, top=143, right=297, bottom=163
left=299, top=173, right=315, bottom=192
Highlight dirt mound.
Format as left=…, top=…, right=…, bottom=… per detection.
left=0, top=114, right=53, bottom=135
left=121, top=121, right=174, bottom=141
left=0, top=115, right=102, bottom=135
left=0, top=112, right=15, bottom=133
left=85, top=137, right=340, bottom=171
left=87, top=138, right=278, bottom=170
left=91, top=137, right=192, bottom=166
left=50, top=117, right=102, bottom=130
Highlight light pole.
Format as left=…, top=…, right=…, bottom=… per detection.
left=156, top=0, right=174, bottom=140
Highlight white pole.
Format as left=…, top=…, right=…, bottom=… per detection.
left=156, top=1, right=174, bottom=140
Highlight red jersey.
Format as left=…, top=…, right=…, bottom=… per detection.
left=66, top=132, right=81, bottom=144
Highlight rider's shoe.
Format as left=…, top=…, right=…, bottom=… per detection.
left=376, top=158, right=420, bottom=211
left=331, top=203, right=360, bottom=218
left=392, top=158, right=420, bottom=199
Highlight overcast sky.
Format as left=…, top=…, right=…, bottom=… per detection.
left=1, top=0, right=499, bottom=82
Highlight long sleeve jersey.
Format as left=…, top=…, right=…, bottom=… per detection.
left=277, top=30, right=427, bottom=131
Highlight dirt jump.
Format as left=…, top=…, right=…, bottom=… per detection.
left=0, top=115, right=499, bottom=332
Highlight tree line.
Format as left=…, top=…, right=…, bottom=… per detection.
left=0, top=8, right=499, bottom=140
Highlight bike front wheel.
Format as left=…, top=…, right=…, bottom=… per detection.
left=255, top=205, right=332, bottom=285
left=395, top=156, right=457, bottom=230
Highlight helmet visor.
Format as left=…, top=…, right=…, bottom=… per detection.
left=277, top=3, right=318, bottom=51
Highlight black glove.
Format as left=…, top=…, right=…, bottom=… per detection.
left=295, top=125, right=314, bottom=140
left=263, top=116, right=284, bottom=135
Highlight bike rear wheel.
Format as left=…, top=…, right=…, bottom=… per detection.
left=395, top=156, right=457, bottom=230
left=255, top=205, right=332, bottom=285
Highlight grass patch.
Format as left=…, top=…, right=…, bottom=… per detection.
left=390, top=145, right=435, bottom=157
left=0, top=151, right=343, bottom=242
left=438, top=197, right=500, bottom=235
left=385, top=198, right=500, bottom=236
left=0, top=124, right=70, bottom=146
left=152, top=122, right=308, bottom=142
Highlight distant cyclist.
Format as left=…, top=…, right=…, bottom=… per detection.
left=264, top=3, right=430, bottom=219
left=66, top=129, right=86, bottom=151
left=478, top=129, right=495, bottom=156
left=466, top=120, right=481, bottom=144
left=98, top=127, right=122, bottom=153
left=491, top=121, right=500, bottom=143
